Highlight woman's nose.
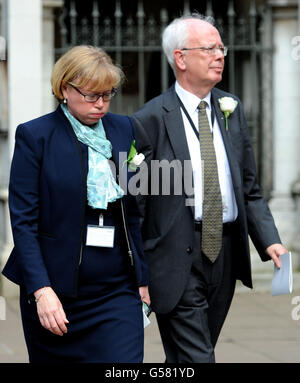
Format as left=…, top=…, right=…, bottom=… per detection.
left=94, top=96, right=104, bottom=107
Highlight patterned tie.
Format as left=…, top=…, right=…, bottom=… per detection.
left=198, top=101, right=223, bottom=262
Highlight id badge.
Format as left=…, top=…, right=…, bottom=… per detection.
left=86, top=225, right=115, bottom=248
left=86, top=213, right=115, bottom=248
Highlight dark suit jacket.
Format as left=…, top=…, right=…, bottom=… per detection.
left=132, top=85, right=281, bottom=314
left=2, top=106, right=149, bottom=297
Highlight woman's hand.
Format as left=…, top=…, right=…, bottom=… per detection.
left=139, top=285, right=150, bottom=306
left=34, top=287, right=69, bottom=336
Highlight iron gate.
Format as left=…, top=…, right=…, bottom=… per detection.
left=55, top=0, right=274, bottom=196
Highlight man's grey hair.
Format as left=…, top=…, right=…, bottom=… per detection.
left=162, top=12, right=215, bottom=71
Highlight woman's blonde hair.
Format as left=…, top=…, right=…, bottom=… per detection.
left=51, top=45, right=124, bottom=102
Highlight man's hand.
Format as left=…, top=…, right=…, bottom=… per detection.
left=34, top=287, right=69, bottom=336
left=266, top=243, right=288, bottom=269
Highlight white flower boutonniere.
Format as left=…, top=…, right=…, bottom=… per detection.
left=218, top=97, right=238, bottom=131
left=123, top=139, right=145, bottom=170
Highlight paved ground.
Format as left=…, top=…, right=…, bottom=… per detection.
left=1, top=277, right=300, bottom=363
left=144, top=282, right=300, bottom=363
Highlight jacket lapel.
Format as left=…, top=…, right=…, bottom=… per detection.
left=211, top=89, right=242, bottom=192
left=163, top=87, right=195, bottom=216
left=102, top=113, right=134, bottom=195
left=102, top=114, right=121, bottom=176
left=163, top=88, right=191, bottom=164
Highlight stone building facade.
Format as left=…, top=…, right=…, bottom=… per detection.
left=0, top=0, right=299, bottom=297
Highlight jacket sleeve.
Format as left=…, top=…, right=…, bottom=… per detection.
left=238, top=102, right=281, bottom=260
left=9, top=124, right=51, bottom=295
left=125, top=117, right=149, bottom=286
left=126, top=196, right=149, bottom=286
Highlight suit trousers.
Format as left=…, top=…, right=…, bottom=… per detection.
left=156, top=226, right=237, bottom=363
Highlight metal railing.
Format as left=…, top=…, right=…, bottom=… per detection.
left=55, top=0, right=273, bottom=193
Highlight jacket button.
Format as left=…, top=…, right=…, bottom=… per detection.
left=186, top=247, right=192, bottom=254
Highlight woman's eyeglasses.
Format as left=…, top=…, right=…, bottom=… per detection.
left=68, top=83, right=117, bottom=102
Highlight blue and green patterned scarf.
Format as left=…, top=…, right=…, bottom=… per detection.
left=61, top=104, right=124, bottom=209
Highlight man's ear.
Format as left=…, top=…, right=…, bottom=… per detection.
left=174, top=49, right=187, bottom=71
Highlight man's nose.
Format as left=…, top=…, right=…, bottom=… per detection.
left=215, top=48, right=225, bottom=59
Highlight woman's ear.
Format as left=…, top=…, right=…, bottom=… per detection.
left=61, top=84, right=68, bottom=100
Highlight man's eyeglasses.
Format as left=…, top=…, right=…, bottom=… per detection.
left=181, top=46, right=228, bottom=57
left=68, top=83, right=118, bottom=102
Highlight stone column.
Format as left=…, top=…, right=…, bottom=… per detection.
left=299, top=0, right=300, bottom=33
left=7, top=0, right=43, bottom=157
left=1, top=0, right=43, bottom=297
left=1, top=0, right=64, bottom=298
left=42, top=0, right=63, bottom=114
left=1, top=0, right=63, bottom=298
left=268, top=0, right=300, bottom=267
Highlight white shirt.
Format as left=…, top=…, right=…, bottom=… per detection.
left=175, top=82, right=238, bottom=223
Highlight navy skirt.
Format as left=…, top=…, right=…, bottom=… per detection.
left=20, top=203, right=144, bottom=363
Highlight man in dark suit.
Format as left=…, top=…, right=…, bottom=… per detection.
left=132, top=13, right=287, bottom=363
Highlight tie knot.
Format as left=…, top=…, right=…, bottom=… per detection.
left=198, top=100, right=207, bottom=112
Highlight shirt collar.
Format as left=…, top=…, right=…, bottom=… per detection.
left=175, top=81, right=212, bottom=115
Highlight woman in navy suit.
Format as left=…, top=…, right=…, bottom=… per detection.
left=2, top=45, right=150, bottom=363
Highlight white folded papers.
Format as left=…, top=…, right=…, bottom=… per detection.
left=143, top=308, right=151, bottom=328
left=271, top=252, right=293, bottom=296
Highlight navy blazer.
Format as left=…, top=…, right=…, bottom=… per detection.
left=2, top=107, right=149, bottom=296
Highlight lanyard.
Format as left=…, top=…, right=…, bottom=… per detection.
left=176, top=95, right=215, bottom=141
